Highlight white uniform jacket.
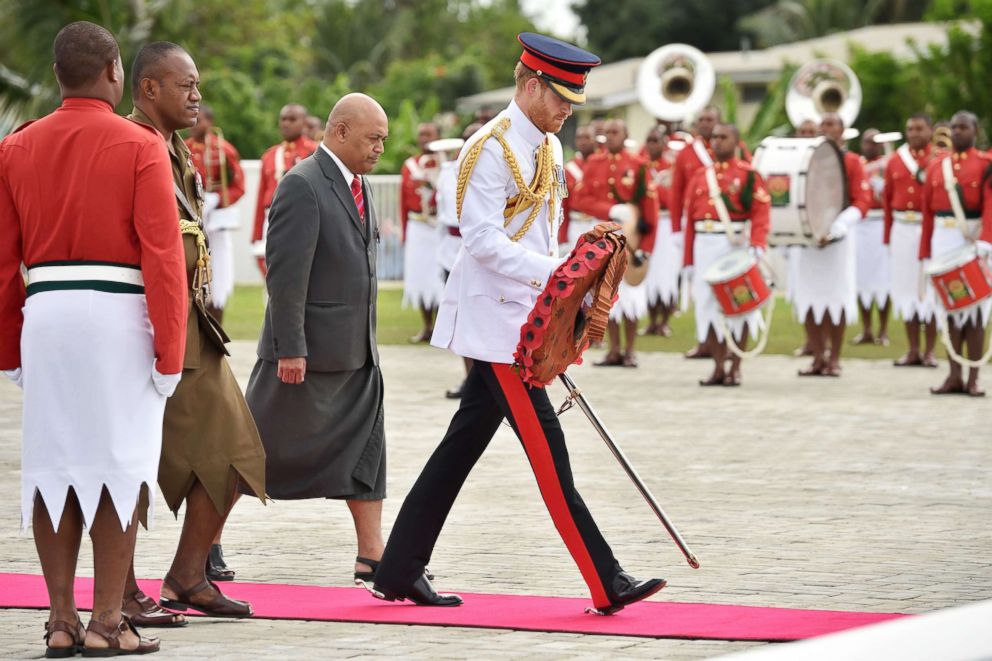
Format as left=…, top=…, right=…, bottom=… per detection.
left=431, top=100, right=564, bottom=363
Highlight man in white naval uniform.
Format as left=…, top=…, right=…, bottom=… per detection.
left=371, top=32, right=665, bottom=616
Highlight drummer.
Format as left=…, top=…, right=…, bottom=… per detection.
left=793, top=112, right=872, bottom=377
left=683, top=123, right=771, bottom=386
left=919, top=110, right=992, bottom=396
left=570, top=118, right=659, bottom=367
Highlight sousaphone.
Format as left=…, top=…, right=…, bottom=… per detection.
left=786, top=59, right=862, bottom=130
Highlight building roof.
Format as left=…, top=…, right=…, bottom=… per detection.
left=457, top=22, right=966, bottom=113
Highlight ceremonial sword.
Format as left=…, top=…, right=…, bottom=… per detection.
left=557, top=372, right=700, bottom=569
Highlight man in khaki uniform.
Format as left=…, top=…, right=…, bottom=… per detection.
left=122, top=41, right=267, bottom=623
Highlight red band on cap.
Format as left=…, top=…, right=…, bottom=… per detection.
left=520, top=50, right=585, bottom=86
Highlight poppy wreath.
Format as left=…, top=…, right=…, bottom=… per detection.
left=514, top=222, right=627, bottom=386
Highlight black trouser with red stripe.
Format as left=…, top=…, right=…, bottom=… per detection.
left=376, top=361, right=621, bottom=608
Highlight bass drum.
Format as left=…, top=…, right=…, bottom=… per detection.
left=752, top=137, right=846, bottom=247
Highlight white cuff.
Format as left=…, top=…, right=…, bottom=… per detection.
left=749, top=246, right=765, bottom=260
left=608, top=204, right=635, bottom=224
left=152, top=368, right=182, bottom=397
left=4, top=368, right=23, bottom=389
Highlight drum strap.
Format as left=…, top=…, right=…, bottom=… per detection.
left=703, top=167, right=747, bottom=247
left=941, top=156, right=980, bottom=240
left=692, top=140, right=713, bottom=168
left=896, top=144, right=920, bottom=181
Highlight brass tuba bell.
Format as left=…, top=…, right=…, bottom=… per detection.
left=636, top=44, right=716, bottom=122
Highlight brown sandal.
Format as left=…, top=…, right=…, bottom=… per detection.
left=81, top=617, right=159, bottom=657
left=122, top=590, right=186, bottom=628
left=44, top=618, right=85, bottom=658
left=159, top=574, right=253, bottom=618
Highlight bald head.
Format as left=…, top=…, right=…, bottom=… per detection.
left=324, top=93, right=389, bottom=174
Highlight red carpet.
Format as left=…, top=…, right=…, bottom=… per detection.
left=0, top=573, right=906, bottom=641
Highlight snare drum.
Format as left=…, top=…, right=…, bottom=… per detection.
left=926, top=243, right=992, bottom=313
left=704, top=250, right=771, bottom=317
left=752, top=137, right=846, bottom=247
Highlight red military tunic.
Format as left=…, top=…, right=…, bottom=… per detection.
left=185, top=133, right=245, bottom=208
left=644, top=155, right=672, bottom=213
left=569, top=149, right=660, bottom=252
left=558, top=153, right=586, bottom=244
left=400, top=153, right=438, bottom=241
left=682, top=158, right=770, bottom=266
left=842, top=151, right=873, bottom=217
left=919, top=147, right=992, bottom=259
left=862, top=154, right=887, bottom=212
left=882, top=144, right=932, bottom=244
left=669, top=137, right=752, bottom=233
left=0, top=97, right=187, bottom=373
left=252, top=135, right=317, bottom=243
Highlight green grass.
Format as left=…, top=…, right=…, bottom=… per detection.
left=225, top=284, right=922, bottom=360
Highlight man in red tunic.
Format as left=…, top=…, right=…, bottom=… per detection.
left=641, top=126, right=678, bottom=337
left=682, top=123, right=771, bottom=386
left=400, top=122, right=444, bottom=343
left=794, top=112, right=872, bottom=377
left=919, top=111, right=992, bottom=396
left=251, top=103, right=317, bottom=276
left=559, top=124, right=597, bottom=245
left=571, top=118, right=659, bottom=367
left=0, top=21, right=185, bottom=656
left=853, top=128, right=893, bottom=346
left=670, top=106, right=751, bottom=358
left=185, top=104, right=245, bottom=322
left=883, top=114, right=937, bottom=367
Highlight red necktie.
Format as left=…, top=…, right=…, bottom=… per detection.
left=351, top=175, right=365, bottom=224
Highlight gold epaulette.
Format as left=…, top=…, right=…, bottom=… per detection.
left=456, top=117, right=556, bottom=242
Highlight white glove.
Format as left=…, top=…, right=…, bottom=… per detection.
left=976, top=240, right=992, bottom=257
left=749, top=246, right=765, bottom=261
left=203, top=191, right=221, bottom=217
left=152, top=368, right=182, bottom=397
left=828, top=206, right=862, bottom=241
left=4, top=368, right=23, bottom=389
left=608, top=203, right=636, bottom=225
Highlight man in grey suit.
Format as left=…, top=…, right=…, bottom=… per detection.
left=246, top=93, right=388, bottom=584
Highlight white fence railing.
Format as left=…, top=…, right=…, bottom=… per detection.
left=229, top=161, right=404, bottom=285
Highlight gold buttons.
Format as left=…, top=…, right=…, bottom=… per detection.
left=908, top=186, right=915, bottom=193
left=704, top=212, right=712, bottom=219
left=608, top=177, right=615, bottom=184
left=907, top=202, right=914, bottom=209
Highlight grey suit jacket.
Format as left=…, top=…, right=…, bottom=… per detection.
left=257, top=147, right=379, bottom=372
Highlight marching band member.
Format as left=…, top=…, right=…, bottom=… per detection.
left=400, top=122, right=445, bottom=343
left=559, top=124, right=597, bottom=246
left=671, top=106, right=751, bottom=359
left=883, top=113, right=937, bottom=367
left=185, top=104, right=245, bottom=323
left=853, top=128, right=892, bottom=345
left=251, top=103, right=317, bottom=277
left=795, top=119, right=819, bottom=138
left=641, top=126, right=679, bottom=337
left=683, top=123, right=771, bottom=386
left=571, top=118, right=659, bottom=367
left=794, top=112, right=872, bottom=377
left=372, top=33, right=665, bottom=615
left=1, top=23, right=186, bottom=655
left=920, top=111, right=992, bottom=396
left=789, top=118, right=819, bottom=357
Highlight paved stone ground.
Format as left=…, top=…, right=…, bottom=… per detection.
left=1, top=343, right=990, bottom=659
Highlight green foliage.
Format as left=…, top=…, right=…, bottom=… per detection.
left=847, top=46, right=926, bottom=134
left=575, top=0, right=776, bottom=62
left=739, top=0, right=933, bottom=48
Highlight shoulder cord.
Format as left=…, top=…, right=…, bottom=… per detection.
left=456, top=117, right=556, bottom=242
left=179, top=219, right=212, bottom=302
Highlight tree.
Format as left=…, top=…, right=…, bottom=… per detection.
left=739, top=0, right=933, bottom=49
left=574, top=0, right=776, bottom=63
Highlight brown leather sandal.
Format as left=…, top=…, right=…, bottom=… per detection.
left=44, top=618, right=84, bottom=658
left=81, top=617, right=159, bottom=657
left=122, top=590, right=186, bottom=628
left=159, top=574, right=253, bottom=618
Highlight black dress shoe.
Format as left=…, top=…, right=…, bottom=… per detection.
left=370, top=574, right=462, bottom=607
left=588, top=572, right=666, bottom=615
left=206, top=544, right=235, bottom=582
